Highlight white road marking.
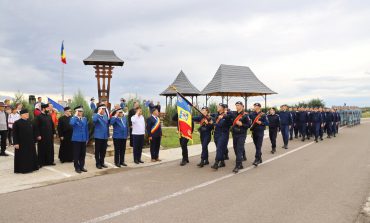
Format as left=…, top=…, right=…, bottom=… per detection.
left=81, top=139, right=321, bottom=223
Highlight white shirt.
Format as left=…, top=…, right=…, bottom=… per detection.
left=8, top=113, right=20, bottom=129
left=131, top=114, right=145, bottom=135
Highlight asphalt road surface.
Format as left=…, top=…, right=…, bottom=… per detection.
left=1, top=121, right=369, bottom=223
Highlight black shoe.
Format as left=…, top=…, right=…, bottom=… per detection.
left=289, top=137, right=293, bottom=140
left=101, top=164, right=108, bottom=168
left=197, top=160, right=204, bottom=167
left=75, top=169, right=82, bottom=174
left=271, top=149, right=276, bottom=154
left=139, top=160, right=144, bottom=163
left=233, top=166, right=240, bottom=173
left=284, top=145, right=288, bottom=149
left=253, top=158, right=262, bottom=167
left=219, top=161, right=226, bottom=168
left=134, top=160, right=139, bottom=164
left=115, top=163, right=121, bottom=168
left=242, top=156, right=247, bottom=161
left=180, top=160, right=187, bottom=166
left=315, top=139, right=318, bottom=143
left=211, top=161, right=219, bottom=170
left=320, top=137, right=323, bottom=141
left=203, top=160, right=210, bottom=165
left=120, top=163, right=127, bottom=166
left=96, top=165, right=102, bottom=169
left=301, top=139, right=305, bottom=142
left=224, top=155, right=229, bottom=160
left=81, top=168, right=87, bottom=172
left=51, top=163, right=56, bottom=166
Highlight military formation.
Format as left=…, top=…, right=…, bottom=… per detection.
left=0, top=99, right=362, bottom=175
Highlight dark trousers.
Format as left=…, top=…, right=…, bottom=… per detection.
left=0, top=130, right=7, bottom=153
left=215, top=134, right=228, bottom=161
left=326, top=122, right=333, bottom=136
left=294, top=124, right=299, bottom=137
left=73, top=141, right=86, bottom=170
left=180, top=137, right=189, bottom=161
left=269, top=127, right=278, bottom=149
left=129, top=128, right=133, bottom=147
left=312, top=123, right=320, bottom=139
left=150, top=137, right=161, bottom=159
left=281, top=125, right=289, bottom=146
left=113, top=138, right=127, bottom=165
left=289, top=125, right=294, bottom=139
left=200, top=131, right=211, bottom=161
left=233, top=134, right=246, bottom=165
left=298, top=124, right=307, bottom=139
left=133, top=134, right=144, bottom=161
left=7, top=128, right=13, bottom=145
left=252, top=130, right=264, bottom=159
left=95, top=138, right=107, bottom=166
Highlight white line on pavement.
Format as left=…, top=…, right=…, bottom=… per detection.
left=81, top=140, right=318, bottom=223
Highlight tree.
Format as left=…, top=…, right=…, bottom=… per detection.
left=307, top=98, right=325, bottom=108
left=12, top=91, right=35, bottom=121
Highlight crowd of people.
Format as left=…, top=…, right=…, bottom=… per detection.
left=0, top=97, right=362, bottom=175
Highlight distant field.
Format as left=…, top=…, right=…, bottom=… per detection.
left=362, top=111, right=370, bottom=118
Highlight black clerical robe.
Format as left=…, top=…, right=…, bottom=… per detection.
left=34, top=113, right=56, bottom=166
left=57, top=115, right=73, bottom=162
left=13, top=118, right=39, bottom=173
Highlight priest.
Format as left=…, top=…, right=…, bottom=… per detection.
left=13, top=109, right=39, bottom=173
left=58, top=107, right=73, bottom=163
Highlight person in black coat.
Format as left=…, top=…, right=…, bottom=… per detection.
left=58, top=107, right=73, bottom=163
left=267, top=108, right=280, bottom=154
left=13, top=109, right=39, bottom=173
left=146, top=106, right=162, bottom=162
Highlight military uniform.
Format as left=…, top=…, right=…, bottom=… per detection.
left=278, top=108, right=293, bottom=149
left=267, top=112, right=279, bottom=153
left=193, top=110, right=213, bottom=167
left=296, top=109, right=309, bottom=141
left=249, top=103, right=268, bottom=166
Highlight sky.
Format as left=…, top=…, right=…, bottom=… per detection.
left=0, top=0, right=369, bottom=109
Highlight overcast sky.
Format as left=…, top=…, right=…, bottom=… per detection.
left=0, top=0, right=369, bottom=108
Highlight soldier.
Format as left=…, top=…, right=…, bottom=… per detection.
left=211, top=103, right=232, bottom=170
left=333, top=108, right=341, bottom=135
left=267, top=107, right=279, bottom=154
left=249, top=103, right=268, bottom=167
left=279, top=105, right=293, bottom=149
left=93, top=104, right=110, bottom=169
left=110, top=108, right=129, bottom=167
left=193, top=107, right=213, bottom=168
left=230, top=101, right=251, bottom=173
left=319, top=107, right=326, bottom=140
left=296, top=107, right=309, bottom=142
left=70, top=106, right=89, bottom=173
left=289, top=107, right=297, bottom=140
left=309, top=107, right=323, bottom=142
left=325, top=108, right=334, bottom=138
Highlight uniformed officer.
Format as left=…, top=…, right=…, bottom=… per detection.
left=211, top=103, right=232, bottom=170
left=309, top=107, right=323, bottom=143
left=93, top=104, right=110, bottom=169
left=325, top=108, right=334, bottom=138
left=333, top=108, right=341, bottom=136
left=319, top=107, right=326, bottom=140
left=296, top=107, right=309, bottom=142
left=279, top=105, right=293, bottom=149
left=289, top=107, right=297, bottom=140
left=230, top=101, right=251, bottom=173
left=70, top=106, right=89, bottom=173
left=267, top=107, right=279, bottom=154
left=193, top=107, right=213, bottom=168
left=249, top=103, right=268, bottom=166
left=110, top=108, right=129, bottom=167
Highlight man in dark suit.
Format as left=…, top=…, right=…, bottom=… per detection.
left=0, top=102, right=9, bottom=156
left=146, top=106, right=162, bottom=162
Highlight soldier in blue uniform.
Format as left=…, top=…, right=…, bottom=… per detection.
left=110, top=108, right=129, bottom=167
left=267, top=108, right=279, bottom=154
left=309, top=107, right=323, bottom=143
left=279, top=105, right=293, bottom=149
left=70, top=106, right=89, bottom=173
left=289, top=107, right=296, bottom=140
left=305, top=107, right=312, bottom=140
left=325, top=108, right=334, bottom=138
left=146, top=106, right=162, bottom=163
left=211, top=103, right=232, bottom=170
left=249, top=103, right=268, bottom=166
left=230, top=101, right=251, bottom=173
left=93, top=104, right=110, bottom=169
left=333, top=108, right=341, bottom=136
left=296, top=107, right=309, bottom=142
left=319, top=107, right=326, bottom=140
left=193, top=107, right=213, bottom=168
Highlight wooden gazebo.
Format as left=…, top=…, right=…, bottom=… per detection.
left=201, top=64, right=277, bottom=110
left=83, top=49, right=124, bottom=107
left=160, top=70, right=201, bottom=106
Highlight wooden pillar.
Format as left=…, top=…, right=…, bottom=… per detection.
left=265, top=94, right=267, bottom=112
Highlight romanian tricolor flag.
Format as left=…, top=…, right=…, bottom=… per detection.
left=61, top=41, right=66, bottom=64
left=176, top=93, right=192, bottom=140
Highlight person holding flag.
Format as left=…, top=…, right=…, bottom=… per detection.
left=172, top=94, right=194, bottom=166
left=249, top=103, right=268, bottom=167
left=146, top=106, right=162, bottom=162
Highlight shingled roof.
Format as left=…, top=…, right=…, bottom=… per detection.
left=83, top=50, right=124, bottom=66
left=201, top=64, right=277, bottom=97
left=160, top=70, right=201, bottom=96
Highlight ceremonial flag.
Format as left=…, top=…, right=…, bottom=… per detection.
left=61, top=41, right=66, bottom=64
left=47, top=97, right=64, bottom=112
left=176, top=93, right=192, bottom=140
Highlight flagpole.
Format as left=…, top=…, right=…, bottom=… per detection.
left=62, top=62, right=64, bottom=102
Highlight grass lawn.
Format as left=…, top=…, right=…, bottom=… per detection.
left=362, top=111, right=370, bottom=118
left=161, top=124, right=201, bottom=149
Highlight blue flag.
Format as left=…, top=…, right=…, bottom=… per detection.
left=47, top=97, right=64, bottom=112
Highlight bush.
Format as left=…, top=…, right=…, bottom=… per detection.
left=163, top=104, right=177, bottom=126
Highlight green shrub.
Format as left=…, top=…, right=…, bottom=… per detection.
left=12, top=92, right=35, bottom=121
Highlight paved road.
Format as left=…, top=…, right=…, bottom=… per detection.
left=1, top=121, right=369, bottom=223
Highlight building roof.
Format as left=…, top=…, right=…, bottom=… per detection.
left=83, top=50, right=124, bottom=66
left=160, top=70, right=201, bottom=96
left=201, top=64, right=277, bottom=97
